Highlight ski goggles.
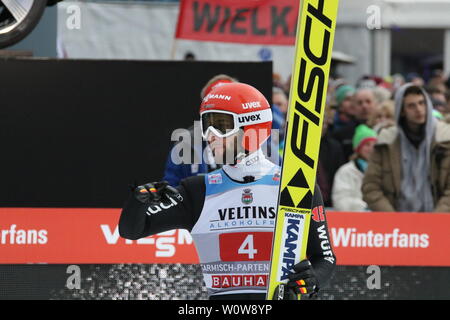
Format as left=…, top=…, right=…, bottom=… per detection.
left=200, top=109, right=272, bottom=139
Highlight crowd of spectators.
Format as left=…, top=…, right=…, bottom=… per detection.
left=270, top=71, right=450, bottom=212
left=165, top=70, right=450, bottom=213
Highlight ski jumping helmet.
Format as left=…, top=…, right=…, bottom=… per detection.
left=199, top=83, right=272, bottom=153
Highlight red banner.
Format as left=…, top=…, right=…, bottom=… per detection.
left=0, top=208, right=198, bottom=264
left=175, top=0, right=300, bottom=45
left=326, top=212, right=450, bottom=266
left=1, top=208, right=449, bottom=266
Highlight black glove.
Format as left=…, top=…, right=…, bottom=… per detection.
left=287, top=259, right=318, bottom=298
left=133, top=181, right=183, bottom=205
left=273, top=259, right=319, bottom=300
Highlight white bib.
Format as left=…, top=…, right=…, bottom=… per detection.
left=191, top=164, right=281, bottom=297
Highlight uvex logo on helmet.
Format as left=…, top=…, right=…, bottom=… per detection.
left=242, top=101, right=261, bottom=109
left=238, top=114, right=261, bottom=123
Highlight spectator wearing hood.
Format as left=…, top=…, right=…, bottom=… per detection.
left=362, top=84, right=450, bottom=212
left=332, top=125, right=377, bottom=211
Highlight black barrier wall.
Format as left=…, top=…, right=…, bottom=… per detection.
left=0, top=264, right=449, bottom=300
left=0, top=59, right=272, bottom=207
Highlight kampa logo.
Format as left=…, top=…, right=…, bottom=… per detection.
left=280, top=218, right=300, bottom=281
left=242, top=101, right=261, bottom=109
left=241, top=189, right=253, bottom=205
left=203, top=94, right=232, bottom=102
left=285, top=212, right=304, bottom=219
left=238, top=114, right=261, bottom=123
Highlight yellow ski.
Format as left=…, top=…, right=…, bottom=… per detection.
left=266, top=0, right=339, bottom=300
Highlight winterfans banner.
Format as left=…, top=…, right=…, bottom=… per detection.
left=0, top=208, right=449, bottom=266
left=175, top=0, right=300, bottom=45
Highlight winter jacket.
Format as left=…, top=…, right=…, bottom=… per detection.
left=332, top=119, right=361, bottom=161
left=362, top=121, right=450, bottom=212
left=332, top=160, right=368, bottom=211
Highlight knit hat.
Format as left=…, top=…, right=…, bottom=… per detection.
left=353, top=124, right=377, bottom=153
left=432, top=109, right=444, bottom=120
left=335, top=85, right=356, bottom=107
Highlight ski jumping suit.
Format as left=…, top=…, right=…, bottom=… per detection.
left=119, top=150, right=336, bottom=300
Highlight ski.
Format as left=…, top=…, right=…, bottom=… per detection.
left=266, top=0, right=340, bottom=300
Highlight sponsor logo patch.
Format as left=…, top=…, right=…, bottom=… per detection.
left=273, top=170, right=281, bottom=181
left=241, top=189, right=253, bottom=204
left=208, top=173, right=222, bottom=184
left=203, top=94, right=232, bottom=103
left=211, top=274, right=267, bottom=288
left=280, top=215, right=303, bottom=281
left=238, top=114, right=261, bottom=123
left=242, top=101, right=261, bottom=109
